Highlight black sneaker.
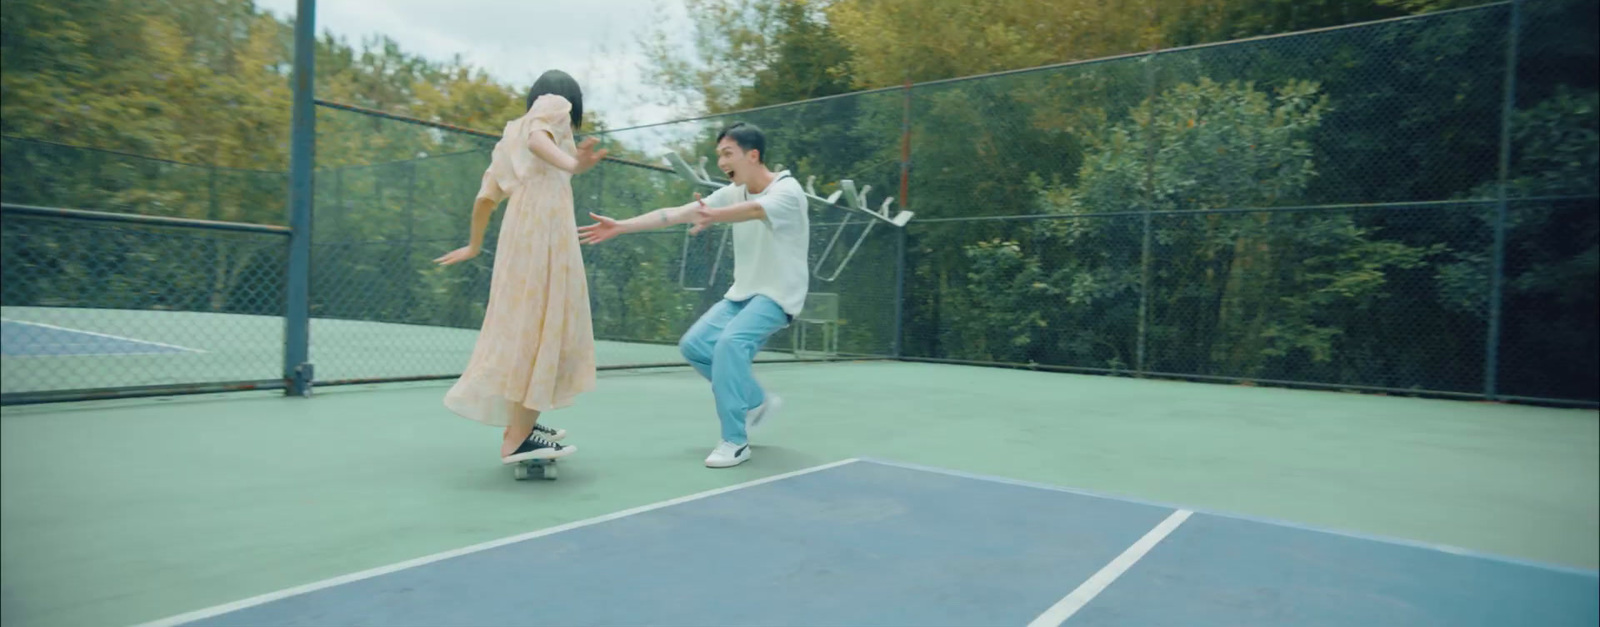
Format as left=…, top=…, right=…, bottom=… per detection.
left=531, top=423, right=566, bottom=442
left=503, top=434, right=576, bottom=464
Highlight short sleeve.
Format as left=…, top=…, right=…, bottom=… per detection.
left=755, top=178, right=806, bottom=232
left=700, top=184, right=742, bottom=209
left=524, top=94, right=572, bottom=141
left=476, top=170, right=507, bottom=204
left=485, top=95, right=572, bottom=193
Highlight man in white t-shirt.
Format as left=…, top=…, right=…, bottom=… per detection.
left=579, top=122, right=808, bottom=468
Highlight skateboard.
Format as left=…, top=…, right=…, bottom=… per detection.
left=512, top=457, right=558, bottom=481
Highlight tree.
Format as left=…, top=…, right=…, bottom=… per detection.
left=737, top=0, right=855, bottom=108
left=825, top=0, right=1414, bottom=90
left=826, top=0, right=1163, bottom=88
left=636, top=0, right=787, bottom=115
left=1434, top=86, right=1599, bottom=398
left=927, top=78, right=1441, bottom=382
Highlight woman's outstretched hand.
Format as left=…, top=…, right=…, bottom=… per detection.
left=434, top=245, right=481, bottom=265
left=575, top=138, right=608, bottom=174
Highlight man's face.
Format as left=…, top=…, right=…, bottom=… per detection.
left=716, top=137, right=759, bottom=185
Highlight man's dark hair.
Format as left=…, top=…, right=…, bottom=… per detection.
left=716, top=122, right=766, bottom=163
left=526, top=69, right=584, bottom=129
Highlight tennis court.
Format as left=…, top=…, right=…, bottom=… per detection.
left=2, top=3, right=1596, bottom=624
left=1, top=319, right=198, bottom=356
left=3, top=359, right=1595, bottom=626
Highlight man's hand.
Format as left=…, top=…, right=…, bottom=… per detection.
left=579, top=212, right=625, bottom=245
left=687, top=193, right=714, bottom=235
left=574, top=137, right=608, bottom=174
left=434, top=245, right=481, bottom=266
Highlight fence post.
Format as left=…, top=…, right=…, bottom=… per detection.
left=894, top=80, right=912, bottom=359
left=894, top=228, right=907, bottom=358
left=1135, top=54, right=1159, bottom=377
left=1484, top=0, right=1521, bottom=400
left=207, top=166, right=219, bottom=221
left=899, top=78, right=912, bottom=218
left=283, top=0, right=315, bottom=397
left=405, top=162, right=415, bottom=243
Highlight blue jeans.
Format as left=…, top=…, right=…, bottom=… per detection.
left=678, top=296, right=790, bottom=446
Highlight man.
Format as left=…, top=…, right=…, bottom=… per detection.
left=579, top=122, right=808, bottom=468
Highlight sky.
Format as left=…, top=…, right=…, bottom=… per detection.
left=253, top=0, right=692, bottom=130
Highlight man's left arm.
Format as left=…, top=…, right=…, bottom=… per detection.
left=688, top=199, right=764, bottom=235
left=689, top=181, right=804, bottom=235
left=698, top=200, right=767, bottom=225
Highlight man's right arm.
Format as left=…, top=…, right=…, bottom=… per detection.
left=580, top=191, right=724, bottom=245
left=615, top=199, right=701, bottom=233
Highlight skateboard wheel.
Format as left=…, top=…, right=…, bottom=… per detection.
left=542, top=464, right=557, bottom=480
left=513, top=465, right=531, bottom=481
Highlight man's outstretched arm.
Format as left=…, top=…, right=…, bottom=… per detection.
left=579, top=194, right=706, bottom=245
left=686, top=200, right=767, bottom=234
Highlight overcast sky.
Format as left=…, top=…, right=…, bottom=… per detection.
left=254, top=0, right=690, bottom=129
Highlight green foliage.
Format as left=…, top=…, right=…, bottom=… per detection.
left=939, top=78, right=1438, bottom=376
left=738, top=0, right=855, bottom=109
left=1052, top=78, right=1329, bottom=215
left=1432, top=84, right=1599, bottom=397
left=944, top=239, right=1055, bottom=362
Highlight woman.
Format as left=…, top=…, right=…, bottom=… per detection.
left=434, top=69, right=607, bottom=465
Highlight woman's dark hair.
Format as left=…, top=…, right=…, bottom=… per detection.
left=526, top=69, right=584, bottom=129
left=716, top=122, right=766, bottom=163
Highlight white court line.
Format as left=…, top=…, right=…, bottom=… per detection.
left=1029, top=509, right=1193, bottom=627
left=862, top=458, right=1600, bottom=577
left=132, top=458, right=862, bottom=627
left=0, top=318, right=205, bottom=354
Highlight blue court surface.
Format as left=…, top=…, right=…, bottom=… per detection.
left=145, top=459, right=1598, bottom=627
left=0, top=319, right=193, bottom=356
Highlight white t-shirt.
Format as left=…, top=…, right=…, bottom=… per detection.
left=701, top=170, right=810, bottom=317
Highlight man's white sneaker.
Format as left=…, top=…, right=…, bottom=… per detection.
left=747, top=394, right=783, bottom=432
left=704, top=441, right=751, bottom=468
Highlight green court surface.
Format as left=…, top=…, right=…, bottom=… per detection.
left=2, top=360, right=1596, bottom=627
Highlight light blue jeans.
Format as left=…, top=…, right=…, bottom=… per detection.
left=678, top=295, right=790, bottom=446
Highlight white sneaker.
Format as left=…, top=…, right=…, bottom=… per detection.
left=531, top=422, right=566, bottom=442
left=704, top=441, right=751, bottom=468
left=502, top=435, right=575, bottom=464
left=746, top=394, right=783, bottom=432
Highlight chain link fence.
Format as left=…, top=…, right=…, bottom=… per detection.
left=0, top=136, right=289, bottom=225
left=2, top=0, right=1593, bottom=405
left=898, top=0, right=1597, bottom=405
left=305, top=101, right=904, bottom=381
left=1, top=206, right=290, bottom=400
left=1, top=135, right=293, bottom=402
